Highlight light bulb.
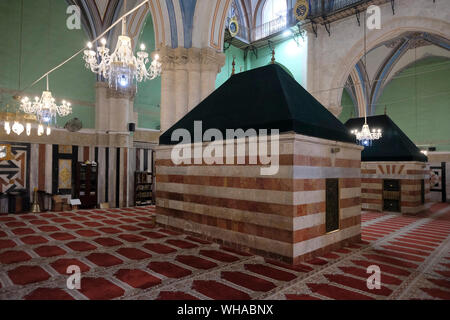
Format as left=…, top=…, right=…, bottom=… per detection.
left=26, top=123, right=31, bottom=136
left=140, top=43, right=146, bottom=51
left=154, top=54, right=159, bottom=60
left=4, top=121, right=11, bottom=135
left=38, top=124, right=44, bottom=136
left=12, top=121, right=24, bottom=136
left=87, top=42, right=93, bottom=49
left=101, top=38, right=107, bottom=46
left=46, top=126, right=51, bottom=136
left=119, top=74, right=129, bottom=87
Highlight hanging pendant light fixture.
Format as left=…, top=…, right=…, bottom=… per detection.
left=18, top=1, right=69, bottom=133
left=82, top=0, right=161, bottom=90
left=20, top=75, right=72, bottom=125
left=351, top=11, right=381, bottom=147
left=351, top=124, right=382, bottom=147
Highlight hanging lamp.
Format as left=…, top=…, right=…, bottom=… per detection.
left=82, top=0, right=161, bottom=90
left=351, top=11, right=382, bottom=147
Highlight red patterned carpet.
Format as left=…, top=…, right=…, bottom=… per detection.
left=0, top=203, right=449, bottom=300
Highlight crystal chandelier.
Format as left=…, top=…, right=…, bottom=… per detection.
left=20, top=75, right=72, bottom=124
left=351, top=122, right=382, bottom=147
left=82, top=7, right=161, bottom=90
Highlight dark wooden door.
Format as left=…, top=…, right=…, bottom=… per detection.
left=383, top=179, right=401, bottom=212
left=75, top=163, right=98, bottom=209
left=326, top=179, right=339, bottom=233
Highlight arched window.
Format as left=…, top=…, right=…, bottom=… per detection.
left=256, top=0, right=287, bottom=39
left=262, top=0, right=287, bottom=24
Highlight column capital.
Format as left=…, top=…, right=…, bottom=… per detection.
left=95, top=81, right=135, bottom=100
left=200, top=47, right=225, bottom=73
left=158, top=46, right=188, bottom=70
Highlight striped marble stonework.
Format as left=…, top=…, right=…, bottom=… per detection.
left=361, top=161, right=431, bottom=215
left=156, top=133, right=363, bottom=264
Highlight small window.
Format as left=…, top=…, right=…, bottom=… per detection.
left=421, top=179, right=425, bottom=204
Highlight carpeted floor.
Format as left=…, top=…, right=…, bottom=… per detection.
left=0, top=203, right=449, bottom=300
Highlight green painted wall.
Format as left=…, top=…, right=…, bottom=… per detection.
left=216, top=44, right=248, bottom=87
left=134, top=14, right=161, bottom=130
left=216, top=34, right=308, bottom=88
left=0, top=0, right=96, bottom=129
left=339, top=89, right=355, bottom=123
left=376, top=57, right=450, bottom=151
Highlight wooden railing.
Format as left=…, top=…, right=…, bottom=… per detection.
left=252, top=8, right=295, bottom=41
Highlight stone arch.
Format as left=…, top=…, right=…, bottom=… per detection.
left=386, top=55, right=450, bottom=85
left=235, top=0, right=251, bottom=32
left=328, top=16, right=450, bottom=115
left=191, top=0, right=218, bottom=48
left=125, top=0, right=178, bottom=50
left=202, top=0, right=234, bottom=51
left=373, top=55, right=450, bottom=115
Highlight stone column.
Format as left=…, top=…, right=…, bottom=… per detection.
left=95, top=82, right=109, bottom=131
left=158, top=46, right=225, bottom=131
left=94, top=82, right=135, bottom=208
left=159, top=46, right=176, bottom=132
left=174, top=48, right=189, bottom=122
left=187, top=48, right=202, bottom=111
left=160, top=68, right=175, bottom=132
left=106, top=86, right=136, bottom=132
left=95, top=82, right=136, bottom=133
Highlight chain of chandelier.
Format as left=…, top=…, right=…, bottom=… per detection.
left=4, top=0, right=161, bottom=137
left=350, top=10, right=382, bottom=147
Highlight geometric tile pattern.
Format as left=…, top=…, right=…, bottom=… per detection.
left=0, top=204, right=449, bottom=300
left=0, top=143, right=29, bottom=193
